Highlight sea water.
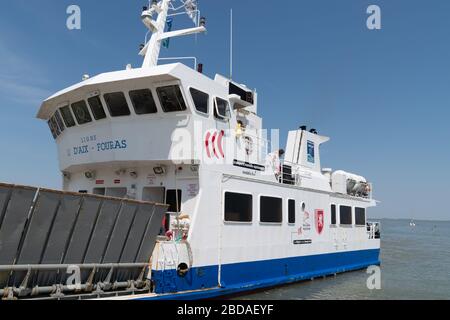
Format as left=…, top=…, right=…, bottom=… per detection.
left=239, top=219, right=450, bottom=300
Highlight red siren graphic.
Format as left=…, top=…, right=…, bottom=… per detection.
left=205, top=130, right=225, bottom=159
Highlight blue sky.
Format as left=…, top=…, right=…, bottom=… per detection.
left=0, top=0, right=449, bottom=220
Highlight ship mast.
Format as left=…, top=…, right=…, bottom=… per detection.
left=139, top=0, right=206, bottom=68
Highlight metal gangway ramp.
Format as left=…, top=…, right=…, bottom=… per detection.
left=0, top=183, right=168, bottom=300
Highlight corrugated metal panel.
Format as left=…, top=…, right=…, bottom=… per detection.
left=136, top=205, right=166, bottom=262
left=83, top=199, right=122, bottom=264
left=102, top=202, right=139, bottom=264
left=0, top=184, right=168, bottom=297
left=120, top=203, right=156, bottom=263
left=62, top=196, right=102, bottom=265
left=0, top=186, right=38, bottom=265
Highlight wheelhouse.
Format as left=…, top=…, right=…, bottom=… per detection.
left=40, top=64, right=248, bottom=145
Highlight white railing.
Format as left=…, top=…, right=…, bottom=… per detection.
left=158, top=56, right=198, bottom=69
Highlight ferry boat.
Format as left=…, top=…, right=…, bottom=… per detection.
left=1, top=0, right=381, bottom=300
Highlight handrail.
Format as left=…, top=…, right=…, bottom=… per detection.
left=0, top=262, right=148, bottom=272
left=158, top=56, right=198, bottom=70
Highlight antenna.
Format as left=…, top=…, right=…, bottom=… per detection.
left=183, top=0, right=198, bottom=23
left=140, top=0, right=206, bottom=68
left=230, top=8, right=233, bottom=80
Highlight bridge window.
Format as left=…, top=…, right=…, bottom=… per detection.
left=340, top=205, right=352, bottom=225
left=59, top=105, right=76, bottom=128
left=71, top=100, right=93, bottom=125
left=224, top=192, right=252, bottom=222
left=104, top=92, right=131, bottom=117
left=53, top=111, right=65, bottom=133
left=87, top=96, right=107, bottom=120
left=260, top=196, right=282, bottom=223
left=331, top=204, right=337, bottom=225
left=166, top=189, right=182, bottom=213
left=214, top=97, right=230, bottom=120
left=47, top=121, right=56, bottom=139
left=51, top=115, right=61, bottom=135
left=355, top=207, right=366, bottom=226
left=129, top=89, right=158, bottom=115
left=47, top=118, right=58, bottom=139
left=157, top=85, right=187, bottom=113
left=190, top=88, right=209, bottom=114
left=288, top=199, right=296, bottom=224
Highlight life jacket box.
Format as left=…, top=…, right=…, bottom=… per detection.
left=331, top=170, right=368, bottom=196
left=331, top=171, right=347, bottom=194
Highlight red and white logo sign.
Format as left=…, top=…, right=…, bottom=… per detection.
left=315, top=209, right=325, bottom=235
left=205, top=130, right=225, bottom=159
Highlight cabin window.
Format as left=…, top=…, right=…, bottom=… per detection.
left=214, top=97, right=230, bottom=120
left=93, top=188, right=106, bottom=196
left=87, top=96, right=107, bottom=120
left=105, top=188, right=128, bottom=198
left=166, top=189, right=182, bottom=213
left=340, top=205, right=352, bottom=225
left=71, top=100, right=93, bottom=125
left=307, top=141, right=315, bottom=164
left=190, top=88, right=209, bottom=114
left=355, top=207, right=366, bottom=226
left=129, top=89, right=158, bottom=115
left=142, top=187, right=165, bottom=203
left=54, top=111, right=65, bottom=132
left=104, top=92, right=131, bottom=117
left=224, top=192, right=252, bottom=222
left=157, top=85, right=187, bottom=113
left=260, top=196, right=282, bottom=223
left=288, top=199, right=296, bottom=224
left=331, top=204, right=337, bottom=225
left=60, top=105, right=76, bottom=128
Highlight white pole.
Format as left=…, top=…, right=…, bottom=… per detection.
left=230, top=8, right=233, bottom=80
left=142, top=0, right=171, bottom=68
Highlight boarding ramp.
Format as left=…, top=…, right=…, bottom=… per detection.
left=0, top=183, right=168, bottom=300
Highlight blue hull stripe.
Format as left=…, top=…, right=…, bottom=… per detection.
left=137, top=249, right=380, bottom=300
